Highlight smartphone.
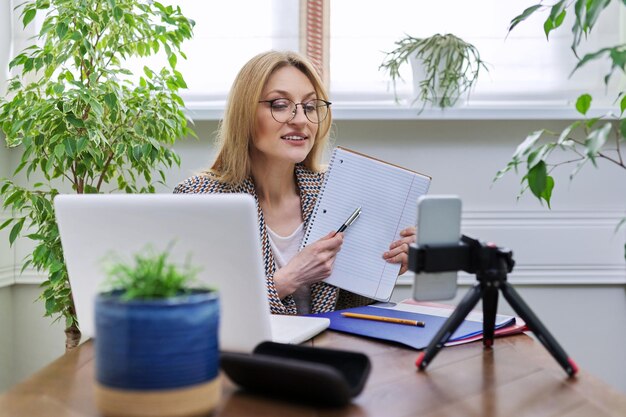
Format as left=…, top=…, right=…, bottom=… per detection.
left=412, top=195, right=462, bottom=301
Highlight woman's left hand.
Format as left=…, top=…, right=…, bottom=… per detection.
left=383, top=226, right=416, bottom=275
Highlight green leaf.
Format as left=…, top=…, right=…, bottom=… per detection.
left=543, top=18, right=554, bottom=40
left=9, top=218, right=25, bottom=244
left=609, top=48, right=626, bottom=71
left=89, top=99, right=104, bottom=118
left=53, top=83, right=65, bottom=95
left=527, top=144, right=554, bottom=169
left=23, top=9, right=37, bottom=27
left=0, top=218, right=13, bottom=231
left=132, top=146, right=143, bottom=161
left=64, top=138, right=77, bottom=158
left=571, top=48, right=610, bottom=75
left=49, top=261, right=64, bottom=273
left=620, top=119, right=626, bottom=139
left=54, top=143, right=65, bottom=159
left=3, top=189, right=23, bottom=207
left=66, top=114, right=85, bottom=128
left=527, top=160, right=548, bottom=202
left=575, top=94, right=592, bottom=115
left=557, top=121, right=581, bottom=145
left=168, top=53, right=177, bottom=68
left=143, top=66, right=154, bottom=79
left=509, top=4, right=542, bottom=32
left=56, top=22, right=68, bottom=39
left=124, top=13, right=135, bottom=27
left=84, top=185, right=98, bottom=194
left=554, top=10, right=566, bottom=28
left=113, top=6, right=123, bottom=21
left=45, top=297, right=58, bottom=314
left=76, top=137, right=88, bottom=154
left=549, top=0, right=567, bottom=22
left=585, top=117, right=600, bottom=129
left=48, top=268, right=63, bottom=284
left=115, top=142, right=126, bottom=157
left=584, top=122, right=612, bottom=161
left=513, top=130, right=544, bottom=159
left=540, top=175, right=554, bottom=209
left=103, top=92, right=117, bottom=110
left=20, top=260, right=32, bottom=274
left=586, top=0, right=611, bottom=30
left=620, top=95, right=626, bottom=115
left=35, top=0, right=50, bottom=9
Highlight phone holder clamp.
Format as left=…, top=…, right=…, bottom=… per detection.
left=408, top=235, right=578, bottom=377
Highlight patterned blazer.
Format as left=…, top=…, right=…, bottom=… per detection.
left=173, top=164, right=371, bottom=315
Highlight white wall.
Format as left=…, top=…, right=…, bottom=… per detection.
left=0, top=286, right=13, bottom=392
left=10, top=285, right=65, bottom=387
left=0, top=118, right=624, bottom=395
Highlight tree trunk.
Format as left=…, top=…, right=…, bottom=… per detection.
left=65, top=323, right=81, bottom=351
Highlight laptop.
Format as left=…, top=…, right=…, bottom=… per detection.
left=54, top=193, right=329, bottom=352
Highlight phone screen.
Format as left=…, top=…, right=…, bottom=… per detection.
left=412, top=195, right=461, bottom=301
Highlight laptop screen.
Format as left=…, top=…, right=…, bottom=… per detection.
left=55, top=193, right=274, bottom=352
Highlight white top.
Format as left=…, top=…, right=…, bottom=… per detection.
left=266, top=223, right=310, bottom=314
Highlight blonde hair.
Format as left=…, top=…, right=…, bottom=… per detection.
left=210, top=51, right=332, bottom=184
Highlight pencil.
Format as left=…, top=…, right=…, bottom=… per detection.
left=341, top=312, right=425, bottom=327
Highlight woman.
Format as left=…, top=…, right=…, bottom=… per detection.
left=174, top=51, right=415, bottom=315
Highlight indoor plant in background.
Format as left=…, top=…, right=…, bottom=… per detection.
left=494, top=0, right=626, bottom=237
left=95, top=246, right=220, bottom=417
left=0, top=0, right=195, bottom=349
left=380, top=33, right=488, bottom=111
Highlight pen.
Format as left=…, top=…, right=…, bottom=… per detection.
left=341, top=312, right=425, bottom=327
left=336, top=206, right=361, bottom=233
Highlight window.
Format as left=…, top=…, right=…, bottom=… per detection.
left=157, top=1, right=300, bottom=103
left=329, top=0, right=622, bottom=108
left=5, top=1, right=622, bottom=116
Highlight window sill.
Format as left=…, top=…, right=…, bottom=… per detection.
left=184, top=100, right=620, bottom=121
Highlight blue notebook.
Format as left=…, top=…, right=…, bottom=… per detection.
left=312, top=305, right=516, bottom=350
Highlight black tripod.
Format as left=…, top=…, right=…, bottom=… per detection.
left=408, top=235, right=578, bottom=377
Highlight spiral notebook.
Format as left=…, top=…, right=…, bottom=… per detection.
left=302, top=147, right=431, bottom=301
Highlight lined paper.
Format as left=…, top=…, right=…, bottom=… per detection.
left=302, top=147, right=431, bottom=301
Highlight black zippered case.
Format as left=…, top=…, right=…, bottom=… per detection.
left=220, top=341, right=371, bottom=407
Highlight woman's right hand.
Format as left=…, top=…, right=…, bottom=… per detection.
left=273, top=231, right=343, bottom=299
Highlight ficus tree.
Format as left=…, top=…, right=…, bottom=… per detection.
left=0, top=0, right=195, bottom=349
left=495, top=0, right=625, bottom=227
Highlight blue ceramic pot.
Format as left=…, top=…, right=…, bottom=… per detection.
left=94, top=290, right=220, bottom=417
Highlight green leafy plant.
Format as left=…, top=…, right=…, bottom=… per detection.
left=494, top=1, right=625, bottom=219
left=102, top=246, right=201, bottom=301
left=0, top=0, right=195, bottom=349
left=380, top=33, right=488, bottom=109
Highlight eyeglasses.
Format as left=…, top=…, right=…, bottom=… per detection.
left=258, top=98, right=332, bottom=124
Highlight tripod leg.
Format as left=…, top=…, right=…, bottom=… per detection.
left=481, top=278, right=499, bottom=348
left=500, top=282, right=578, bottom=377
left=416, top=283, right=482, bottom=371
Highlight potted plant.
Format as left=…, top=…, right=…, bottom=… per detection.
left=95, top=246, right=220, bottom=417
left=494, top=1, right=625, bottom=234
left=0, top=0, right=195, bottom=350
left=380, top=33, right=487, bottom=110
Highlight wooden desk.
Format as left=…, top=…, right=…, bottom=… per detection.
left=1, top=332, right=625, bottom=417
